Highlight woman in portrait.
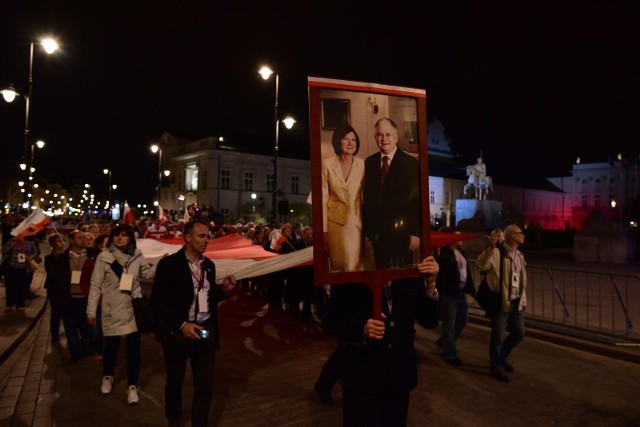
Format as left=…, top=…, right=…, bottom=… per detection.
left=321, top=123, right=365, bottom=272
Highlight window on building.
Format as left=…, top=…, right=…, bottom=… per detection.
left=291, top=175, right=300, bottom=194
left=267, top=173, right=275, bottom=192
left=244, top=171, right=254, bottom=191
left=430, top=190, right=435, bottom=204
left=220, top=169, right=230, bottom=189
left=594, top=194, right=601, bottom=207
left=186, top=164, right=198, bottom=191
left=445, top=191, right=451, bottom=205
left=581, top=194, right=588, bottom=208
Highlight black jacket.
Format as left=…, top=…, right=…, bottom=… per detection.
left=324, top=279, right=438, bottom=393
left=149, top=247, right=227, bottom=347
left=436, top=246, right=475, bottom=297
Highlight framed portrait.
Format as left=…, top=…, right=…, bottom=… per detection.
left=321, top=98, right=350, bottom=129
left=308, top=76, right=431, bottom=290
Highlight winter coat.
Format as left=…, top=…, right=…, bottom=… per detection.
left=86, top=248, right=155, bottom=336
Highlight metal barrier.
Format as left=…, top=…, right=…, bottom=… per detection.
left=468, top=260, right=640, bottom=341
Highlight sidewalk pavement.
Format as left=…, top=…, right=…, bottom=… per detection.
left=1, top=265, right=640, bottom=426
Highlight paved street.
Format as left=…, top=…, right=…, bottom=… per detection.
left=1, top=277, right=640, bottom=426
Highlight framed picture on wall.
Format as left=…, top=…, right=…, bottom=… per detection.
left=321, top=98, right=350, bottom=129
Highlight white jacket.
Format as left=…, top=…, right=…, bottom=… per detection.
left=87, top=248, right=155, bottom=336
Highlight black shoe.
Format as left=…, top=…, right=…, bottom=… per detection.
left=491, top=369, right=510, bottom=383
left=445, top=357, right=463, bottom=366
left=314, top=384, right=334, bottom=405
left=502, top=360, right=514, bottom=373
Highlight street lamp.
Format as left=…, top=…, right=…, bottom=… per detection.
left=2, top=37, right=59, bottom=206
left=150, top=144, right=163, bottom=204
left=104, top=168, right=112, bottom=205
left=259, top=65, right=296, bottom=223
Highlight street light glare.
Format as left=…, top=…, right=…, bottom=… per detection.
left=36, top=140, right=45, bottom=149
left=259, top=66, right=274, bottom=80
left=150, top=144, right=159, bottom=154
left=282, top=116, right=296, bottom=129
left=1, top=85, right=18, bottom=102
left=41, top=38, right=59, bottom=54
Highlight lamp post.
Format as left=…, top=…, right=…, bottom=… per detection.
left=259, top=66, right=296, bottom=224
left=150, top=144, right=162, bottom=205
left=2, top=38, right=59, bottom=207
left=103, top=168, right=112, bottom=205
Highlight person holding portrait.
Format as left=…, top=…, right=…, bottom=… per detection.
left=322, top=123, right=365, bottom=272
left=363, top=117, right=421, bottom=269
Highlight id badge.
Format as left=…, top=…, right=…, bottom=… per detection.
left=18, top=253, right=26, bottom=263
left=119, top=273, right=134, bottom=291
left=198, top=289, right=208, bottom=313
left=71, top=270, right=82, bottom=284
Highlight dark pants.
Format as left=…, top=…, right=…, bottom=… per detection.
left=343, top=387, right=410, bottom=427
left=161, top=337, right=216, bottom=427
left=315, top=339, right=345, bottom=392
left=62, top=297, right=91, bottom=359
left=47, top=293, right=63, bottom=341
left=93, top=305, right=104, bottom=355
left=103, top=332, right=140, bottom=386
left=267, top=270, right=285, bottom=310
left=490, top=298, right=525, bottom=372
left=4, top=267, right=30, bottom=309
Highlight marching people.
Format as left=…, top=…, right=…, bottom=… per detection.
left=435, top=229, right=476, bottom=366
left=44, top=234, right=67, bottom=343
left=149, top=219, right=237, bottom=427
left=476, top=224, right=528, bottom=382
left=323, top=257, right=440, bottom=426
left=46, top=230, right=91, bottom=363
left=87, top=224, right=156, bottom=404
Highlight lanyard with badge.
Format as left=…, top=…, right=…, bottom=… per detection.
left=118, top=254, right=140, bottom=291
left=70, top=252, right=84, bottom=285
left=190, top=259, right=209, bottom=313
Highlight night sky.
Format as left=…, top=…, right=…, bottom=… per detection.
left=1, top=2, right=639, bottom=205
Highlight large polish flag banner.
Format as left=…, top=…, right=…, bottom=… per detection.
left=136, top=232, right=479, bottom=284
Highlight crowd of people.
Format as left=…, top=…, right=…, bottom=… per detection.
left=1, top=129, right=530, bottom=427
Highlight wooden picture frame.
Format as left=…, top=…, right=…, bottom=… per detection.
left=308, top=77, right=430, bottom=293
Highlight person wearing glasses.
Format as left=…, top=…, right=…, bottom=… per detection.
left=476, top=224, right=527, bottom=383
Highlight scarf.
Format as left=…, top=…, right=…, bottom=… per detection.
left=108, top=242, right=136, bottom=279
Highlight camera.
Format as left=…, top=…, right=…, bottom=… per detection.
left=197, top=329, right=210, bottom=339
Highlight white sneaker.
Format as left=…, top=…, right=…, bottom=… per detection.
left=101, top=376, right=113, bottom=395
left=127, top=385, right=139, bottom=405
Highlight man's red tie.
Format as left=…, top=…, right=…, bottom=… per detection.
left=380, top=156, right=390, bottom=184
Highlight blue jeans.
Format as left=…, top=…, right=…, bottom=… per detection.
left=490, top=298, right=525, bottom=372
left=62, top=297, right=91, bottom=359
left=440, top=293, right=469, bottom=360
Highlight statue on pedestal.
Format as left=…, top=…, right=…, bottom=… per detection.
left=464, top=156, right=493, bottom=200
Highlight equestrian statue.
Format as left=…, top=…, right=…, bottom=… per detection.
left=464, top=156, right=493, bottom=200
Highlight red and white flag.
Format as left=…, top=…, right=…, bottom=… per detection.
left=11, top=207, right=51, bottom=238
left=158, top=204, right=168, bottom=224
left=123, top=201, right=136, bottom=225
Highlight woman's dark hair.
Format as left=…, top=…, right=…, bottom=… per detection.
left=94, top=233, right=109, bottom=250
left=107, top=223, right=136, bottom=247
left=331, top=123, right=360, bottom=156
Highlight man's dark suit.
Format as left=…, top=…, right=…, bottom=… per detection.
left=363, top=149, right=421, bottom=269
left=149, top=247, right=227, bottom=427
left=324, top=280, right=439, bottom=426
